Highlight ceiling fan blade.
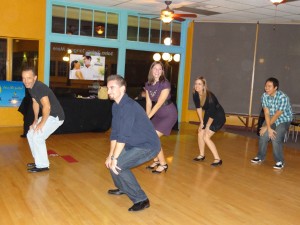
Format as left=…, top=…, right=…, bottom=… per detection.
left=173, top=13, right=197, bottom=18
left=173, top=17, right=185, bottom=22
left=138, top=13, right=159, bottom=16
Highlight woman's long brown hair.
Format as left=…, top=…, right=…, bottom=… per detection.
left=147, top=61, right=167, bottom=84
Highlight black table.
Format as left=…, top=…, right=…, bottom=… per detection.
left=55, top=97, right=112, bottom=134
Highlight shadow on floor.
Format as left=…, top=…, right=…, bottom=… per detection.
left=222, top=125, right=300, bottom=150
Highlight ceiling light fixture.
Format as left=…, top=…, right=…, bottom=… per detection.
left=153, top=53, right=161, bottom=61
left=161, top=7, right=174, bottom=17
left=270, top=0, right=284, bottom=30
left=62, top=49, right=72, bottom=62
left=270, top=0, right=284, bottom=5
left=63, top=56, right=69, bottom=62
left=161, top=14, right=173, bottom=24
left=95, top=25, right=104, bottom=35
left=160, top=2, right=174, bottom=24
left=162, top=53, right=171, bottom=61
left=173, top=54, right=180, bottom=62
left=164, top=37, right=172, bottom=45
left=152, top=53, right=180, bottom=63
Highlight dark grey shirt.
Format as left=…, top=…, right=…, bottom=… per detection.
left=110, top=94, right=160, bottom=151
left=28, top=81, right=65, bottom=120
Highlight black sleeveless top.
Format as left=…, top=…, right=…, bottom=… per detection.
left=193, top=92, right=226, bottom=131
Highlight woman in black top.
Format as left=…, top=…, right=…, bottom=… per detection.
left=192, top=76, right=226, bottom=166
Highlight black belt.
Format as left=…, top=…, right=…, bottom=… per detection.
left=152, top=99, right=172, bottom=106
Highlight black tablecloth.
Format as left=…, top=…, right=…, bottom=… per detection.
left=55, top=97, right=112, bottom=134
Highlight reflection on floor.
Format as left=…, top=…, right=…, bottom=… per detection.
left=0, top=123, right=299, bottom=225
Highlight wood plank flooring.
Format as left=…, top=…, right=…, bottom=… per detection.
left=0, top=123, right=299, bottom=225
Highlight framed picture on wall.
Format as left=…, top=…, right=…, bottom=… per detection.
left=69, top=54, right=105, bottom=81
left=0, top=81, right=25, bottom=107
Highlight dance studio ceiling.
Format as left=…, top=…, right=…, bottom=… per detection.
left=69, top=0, right=300, bottom=24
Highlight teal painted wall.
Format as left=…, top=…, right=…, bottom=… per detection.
left=46, top=0, right=190, bottom=121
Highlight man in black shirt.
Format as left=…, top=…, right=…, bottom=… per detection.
left=22, top=67, right=65, bottom=173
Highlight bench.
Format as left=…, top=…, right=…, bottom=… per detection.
left=226, top=113, right=259, bottom=132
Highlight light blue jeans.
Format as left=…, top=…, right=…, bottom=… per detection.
left=110, top=146, right=160, bottom=204
left=27, top=116, right=64, bottom=168
left=257, top=122, right=290, bottom=163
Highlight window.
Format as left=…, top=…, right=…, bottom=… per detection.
left=94, top=10, right=106, bottom=37
left=150, top=19, right=161, bottom=44
left=139, top=17, right=150, bottom=42
left=127, top=15, right=181, bottom=46
left=50, top=60, right=56, bottom=76
left=0, top=39, right=7, bottom=80
left=52, top=5, right=65, bottom=34
left=0, top=38, right=38, bottom=81
left=67, top=7, right=80, bottom=35
left=161, top=23, right=171, bottom=45
left=80, top=9, right=93, bottom=37
left=171, top=22, right=181, bottom=46
left=51, top=5, right=118, bottom=39
left=12, top=39, right=39, bottom=81
left=127, top=16, right=138, bottom=41
left=106, top=12, right=118, bottom=39
left=57, top=61, right=68, bottom=77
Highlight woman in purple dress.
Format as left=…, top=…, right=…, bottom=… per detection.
left=144, top=61, right=178, bottom=173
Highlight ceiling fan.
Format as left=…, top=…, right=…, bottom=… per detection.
left=160, top=1, right=197, bottom=23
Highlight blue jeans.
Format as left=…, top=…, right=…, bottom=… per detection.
left=27, top=116, right=64, bottom=168
left=257, top=122, right=290, bottom=163
left=110, top=146, right=160, bottom=204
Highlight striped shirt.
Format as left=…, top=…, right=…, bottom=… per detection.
left=261, top=90, right=293, bottom=126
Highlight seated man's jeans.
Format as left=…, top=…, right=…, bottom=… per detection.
left=110, top=146, right=160, bottom=203
left=257, top=122, right=290, bottom=163
left=27, top=116, right=64, bottom=168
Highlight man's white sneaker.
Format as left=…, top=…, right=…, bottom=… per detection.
left=251, top=157, right=262, bottom=163
left=273, top=162, right=284, bottom=169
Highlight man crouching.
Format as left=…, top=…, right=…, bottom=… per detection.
left=105, top=75, right=161, bottom=211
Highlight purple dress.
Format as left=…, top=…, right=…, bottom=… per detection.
left=145, top=80, right=178, bottom=135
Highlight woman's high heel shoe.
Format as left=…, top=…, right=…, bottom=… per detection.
left=211, top=159, right=222, bottom=167
left=193, top=155, right=205, bottom=161
left=152, top=164, right=168, bottom=174
left=146, top=160, right=160, bottom=170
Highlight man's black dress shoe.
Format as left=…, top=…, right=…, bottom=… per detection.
left=128, top=199, right=150, bottom=212
left=27, top=163, right=36, bottom=168
left=108, top=189, right=125, bottom=195
left=27, top=167, right=49, bottom=173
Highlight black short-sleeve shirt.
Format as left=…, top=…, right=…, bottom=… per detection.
left=28, top=81, right=65, bottom=120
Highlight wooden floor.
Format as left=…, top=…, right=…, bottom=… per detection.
left=0, top=123, right=300, bottom=225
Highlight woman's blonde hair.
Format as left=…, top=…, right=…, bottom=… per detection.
left=147, top=61, right=166, bottom=84
left=194, top=76, right=211, bottom=107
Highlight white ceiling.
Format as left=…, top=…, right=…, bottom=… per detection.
left=69, top=0, right=300, bottom=24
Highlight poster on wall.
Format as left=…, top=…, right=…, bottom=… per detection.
left=69, top=54, right=105, bottom=81
left=0, top=81, right=25, bottom=107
